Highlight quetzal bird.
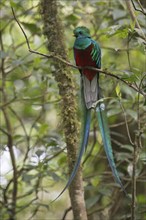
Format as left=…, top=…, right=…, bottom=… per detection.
left=54, top=26, right=127, bottom=201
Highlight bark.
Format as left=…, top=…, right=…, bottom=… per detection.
left=40, top=0, right=88, bottom=219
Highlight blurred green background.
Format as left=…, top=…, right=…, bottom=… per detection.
left=0, top=0, right=146, bottom=219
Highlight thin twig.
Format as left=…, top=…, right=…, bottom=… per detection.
left=110, top=119, right=132, bottom=128
left=62, top=207, right=72, bottom=220
left=131, top=0, right=146, bottom=15
left=0, top=127, right=10, bottom=136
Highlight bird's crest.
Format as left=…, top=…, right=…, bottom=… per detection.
left=74, top=26, right=90, bottom=38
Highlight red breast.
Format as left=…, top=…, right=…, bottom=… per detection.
left=74, top=44, right=97, bottom=81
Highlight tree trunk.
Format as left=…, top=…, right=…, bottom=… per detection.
left=40, top=0, right=88, bottom=219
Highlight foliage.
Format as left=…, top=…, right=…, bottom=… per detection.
left=0, top=0, right=146, bottom=220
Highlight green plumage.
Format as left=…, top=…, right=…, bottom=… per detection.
left=96, top=102, right=128, bottom=195
left=52, top=26, right=127, bottom=202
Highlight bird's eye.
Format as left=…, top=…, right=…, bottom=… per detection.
left=79, top=31, right=82, bottom=35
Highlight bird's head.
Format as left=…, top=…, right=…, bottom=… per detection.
left=73, top=26, right=90, bottom=38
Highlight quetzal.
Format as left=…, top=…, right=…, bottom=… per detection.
left=54, top=26, right=127, bottom=201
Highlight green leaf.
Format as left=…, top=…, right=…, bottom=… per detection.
left=107, top=108, right=122, bottom=116
left=66, top=14, right=80, bottom=24
left=140, top=152, right=146, bottom=164
left=24, top=164, right=37, bottom=170
left=86, top=195, right=100, bottom=209
left=57, top=154, right=67, bottom=166
left=137, top=194, right=146, bottom=203
left=21, top=22, right=41, bottom=34
left=116, top=152, right=132, bottom=161
left=122, top=74, right=139, bottom=82
left=10, top=0, right=19, bottom=7
left=126, top=109, right=137, bottom=120
left=37, top=123, right=49, bottom=137
left=122, top=145, right=134, bottom=152
left=107, top=25, right=129, bottom=38
left=22, top=173, right=37, bottom=183
left=47, top=171, right=60, bottom=181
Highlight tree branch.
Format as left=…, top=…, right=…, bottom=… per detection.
left=11, top=6, right=146, bottom=97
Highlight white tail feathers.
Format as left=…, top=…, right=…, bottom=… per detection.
left=82, top=74, right=99, bottom=109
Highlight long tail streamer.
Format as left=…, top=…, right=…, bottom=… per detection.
left=52, top=109, right=91, bottom=202
left=96, top=102, right=128, bottom=196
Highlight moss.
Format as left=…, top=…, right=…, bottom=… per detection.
left=40, top=0, right=79, bottom=162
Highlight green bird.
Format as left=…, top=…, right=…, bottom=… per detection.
left=53, top=26, right=127, bottom=201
